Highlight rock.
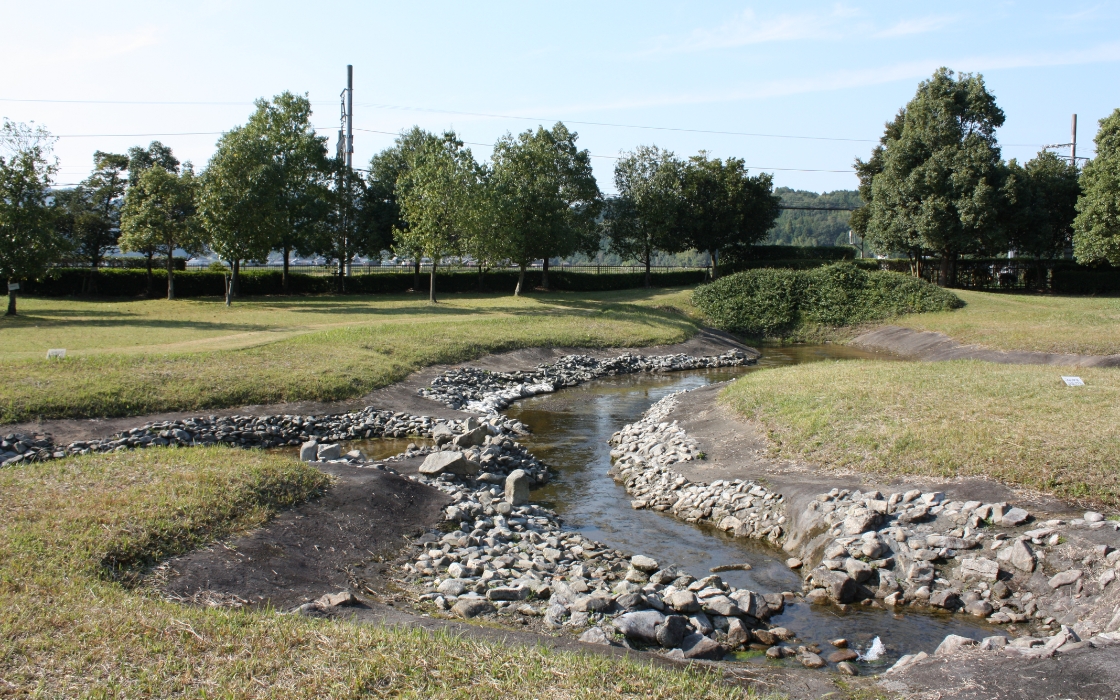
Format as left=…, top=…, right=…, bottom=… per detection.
left=680, top=633, right=724, bottom=660
left=572, top=595, right=613, bottom=613
left=431, top=424, right=455, bottom=445
left=702, top=596, right=742, bottom=617
left=656, top=615, right=692, bottom=648
left=998, top=539, right=1036, bottom=573
left=689, top=612, right=714, bottom=636
left=724, top=618, right=749, bottom=647
left=799, top=652, right=826, bottom=668
left=980, top=636, right=1008, bottom=650
left=614, top=610, right=666, bottom=642
left=452, top=598, right=495, bottom=619
left=828, top=649, right=858, bottom=663
left=825, top=571, right=859, bottom=604
left=419, top=451, right=479, bottom=476
left=317, top=591, right=358, bottom=607
left=438, top=579, right=467, bottom=596
left=1048, top=570, right=1083, bottom=589
left=1000, top=507, right=1030, bottom=527
left=666, top=590, right=701, bottom=613
left=965, top=601, right=993, bottom=617
left=929, top=590, right=960, bottom=609
left=453, top=426, right=488, bottom=448
left=630, top=554, right=659, bottom=573
left=836, top=661, right=859, bottom=676
left=844, top=557, right=873, bottom=583
left=883, top=591, right=902, bottom=606
left=830, top=638, right=848, bottom=648
left=486, top=586, right=528, bottom=601
left=786, top=558, right=803, bottom=569
left=299, top=440, right=318, bottom=461
left=504, top=469, right=530, bottom=505
left=805, top=588, right=830, bottom=605
left=960, top=557, right=1000, bottom=582
left=316, top=443, right=341, bottom=461
left=1084, top=511, right=1105, bottom=523
left=843, top=510, right=881, bottom=535
left=934, top=634, right=977, bottom=656
left=615, top=592, right=645, bottom=610
left=751, top=629, right=776, bottom=646
left=579, top=627, right=611, bottom=645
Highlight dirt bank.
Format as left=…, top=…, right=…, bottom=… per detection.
left=851, top=325, right=1120, bottom=367
left=2, top=328, right=753, bottom=445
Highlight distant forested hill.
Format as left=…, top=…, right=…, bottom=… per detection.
left=766, top=188, right=862, bottom=246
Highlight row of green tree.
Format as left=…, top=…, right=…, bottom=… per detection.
left=0, top=94, right=783, bottom=312
left=853, top=67, right=1120, bottom=286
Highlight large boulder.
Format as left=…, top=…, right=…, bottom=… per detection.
left=630, top=555, right=659, bottom=573
left=452, top=598, right=494, bottom=619
left=680, top=632, right=724, bottom=660
left=504, top=469, right=531, bottom=505
left=843, top=508, right=882, bottom=535
left=825, top=571, right=860, bottom=604
left=997, top=539, right=1036, bottom=573
left=655, top=615, right=691, bottom=648
left=453, top=426, right=488, bottom=449
left=431, top=424, right=455, bottom=446
left=666, top=590, right=701, bottom=614
left=960, top=557, right=1000, bottom=582
left=419, top=451, right=480, bottom=476
left=614, top=610, right=666, bottom=643
left=299, top=440, right=318, bottom=461
left=316, top=443, right=341, bottom=461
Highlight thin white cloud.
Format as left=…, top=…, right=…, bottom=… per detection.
left=647, top=8, right=845, bottom=54
left=875, top=15, right=956, bottom=38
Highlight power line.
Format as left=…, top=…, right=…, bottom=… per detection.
left=54, top=131, right=225, bottom=138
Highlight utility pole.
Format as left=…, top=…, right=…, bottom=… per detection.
left=1071, top=113, right=1077, bottom=166
left=337, top=65, right=354, bottom=280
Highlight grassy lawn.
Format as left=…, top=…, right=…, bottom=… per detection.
left=0, top=291, right=698, bottom=423
left=722, top=360, right=1120, bottom=508
left=892, top=290, right=1120, bottom=356
left=0, top=447, right=758, bottom=698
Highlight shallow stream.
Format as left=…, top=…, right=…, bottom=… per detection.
left=504, top=344, right=995, bottom=668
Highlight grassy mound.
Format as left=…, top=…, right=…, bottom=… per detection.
left=692, top=263, right=963, bottom=339
left=0, top=447, right=758, bottom=698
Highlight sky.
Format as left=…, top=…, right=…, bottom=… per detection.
left=2, top=1, right=1118, bottom=195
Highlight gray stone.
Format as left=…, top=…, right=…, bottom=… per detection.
left=666, top=590, right=701, bottom=613
left=419, top=451, right=479, bottom=476
left=825, top=571, right=860, bottom=603
left=578, top=627, right=611, bottom=645
left=929, top=590, right=960, bottom=609
left=689, top=612, right=713, bottom=635
left=1000, top=507, right=1030, bottom=527
left=299, top=440, right=318, bottom=461
left=960, top=557, right=1001, bottom=582
left=431, top=424, right=455, bottom=446
left=979, top=636, right=1008, bottom=650
left=452, top=598, right=495, bottom=619
left=1048, top=570, right=1083, bottom=589
left=486, top=586, right=528, bottom=601
left=702, top=595, right=743, bottom=617
left=681, top=632, right=724, bottom=660
left=965, top=601, right=994, bottom=617
left=934, top=634, right=976, bottom=656
left=1009, top=539, right=1036, bottom=572
left=844, top=557, right=873, bottom=583
left=843, top=509, right=881, bottom=535
left=615, top=610, right=666, bottom=642
left=828, top=649, right=858, bottom=663
left=799, top=652, right=826, bottom=668
left=572, top=595, right=614, bottom=613
left=786, top=558, right=803, bottom=569
left=1084, top=511, right=1105, bottom=523
left=504, top=469, right=531, bottom=505
left=836, top=661, right=859, bottom=676
left=656, top=615, right=691, bottom=648
left=725, top=618, right=749, bottom=647
left=438, top=579, right=467, bottom=596
left=316, top=443, right=341, bottom=461
left=317, top=591, right=358, bottom=607
left=630, top=554, right=659, bottom=573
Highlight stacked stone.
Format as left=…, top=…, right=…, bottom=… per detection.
left=0, top=433, right=58, bottom=467
left=606, top=392, right=787, bottom=545
left=399, top=450, right=796, bottom=660
left=419, top=351, right=755, bottom=413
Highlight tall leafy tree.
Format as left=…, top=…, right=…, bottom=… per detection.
left=1073, top=108, right=1120, bottom=266
left=125, top=142, right=181, bottom=294
left=489, top=123, right=602, bottom=294
left=680, top=152, right=780, bottom=279
left=366, top=127, right=441, bottom=291
left=1004, top=151, right=1080, bottom=287
left=853, top=68, right=1007, bottom=285
left=119, top=165, right=202, bottom=300
left=395, top=131, right=480, bottom=303
left=55, top=151, right=129, bottom=294
left=0, top=120, right=68, bottom=315
left=305, top=159, right=379, bottom=293
left=602, top=145, right=685, bottom=288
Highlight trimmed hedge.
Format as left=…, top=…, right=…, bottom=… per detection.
left=21, top=268, right=708, bottom=298
left=692, top=263, right=963, bottom=338
left=1051, top=268, right=1120, bottom=295
left=739, top=245, right=858, bottom=261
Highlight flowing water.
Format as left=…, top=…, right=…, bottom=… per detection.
left=504, top=344, right=995, bottom=667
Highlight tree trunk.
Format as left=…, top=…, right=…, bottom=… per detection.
left=542, top=258, right=550, bottom=291
left=939, top=254, right=951, bottom=287
left=145, top=253, right=154, bottom=298
left=429, top=259, right=438, bottom=303
left=644, top=247, right=652, bottom=289
left=231, top=259, right=241, bottom=298
left=282, top=245, right=290, bottom=294
left=711, top=249, right=721, bottom=280
left=6, top=280, right=16, bottom=316
left=413, top=257, right=421, bottom=292
left=166, top=250, right=175, bottom=300
left=515, top=263, right=526, bottom=296
left=477, top=264, right=484, bottom=292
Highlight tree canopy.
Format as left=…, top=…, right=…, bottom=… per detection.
left=853, top=68, right=1007, bottom=284
left=1073, top=108, right=1120, bottom=266
left=766, top=188, right=861, bottom=247
left=120, top=163, right=202, bottom=300
left=1004, top=151, right=1081, bottom=260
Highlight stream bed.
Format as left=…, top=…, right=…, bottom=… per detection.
left=504, top=344, right=995, bottom=668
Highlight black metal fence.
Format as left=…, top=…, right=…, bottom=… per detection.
left=181, top=262, right=710, bottom=276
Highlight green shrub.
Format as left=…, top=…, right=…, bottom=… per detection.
left=692, top=262, right=963, bottom=338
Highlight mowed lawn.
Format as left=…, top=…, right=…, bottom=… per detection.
left=892, top=290, right=1120, bottom=356
left=723, top=360, right=1120, bottom=507
left=0, top=290, right=698, bottom=423
left=0, top=447, right=758, bottom=699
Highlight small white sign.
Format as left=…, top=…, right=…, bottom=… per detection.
left=46, top=349, right=66, bottom=360
left=7, top=283, right=18, bottom=291
left=1061, top=376, right=1084, bottom=387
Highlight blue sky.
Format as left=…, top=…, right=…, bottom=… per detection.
left=3, top=1, right=1118, bottom=194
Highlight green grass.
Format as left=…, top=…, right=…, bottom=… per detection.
left=891, top=290, right=1120, bottom=356
left=722, top=360, right=1120, bottom=507
left=0, top=290, right=698, bottom=423
left=0, top=447, right=763, bottom=698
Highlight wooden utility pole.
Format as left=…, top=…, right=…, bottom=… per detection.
left=1071, top=114, right=1077, bottom=166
